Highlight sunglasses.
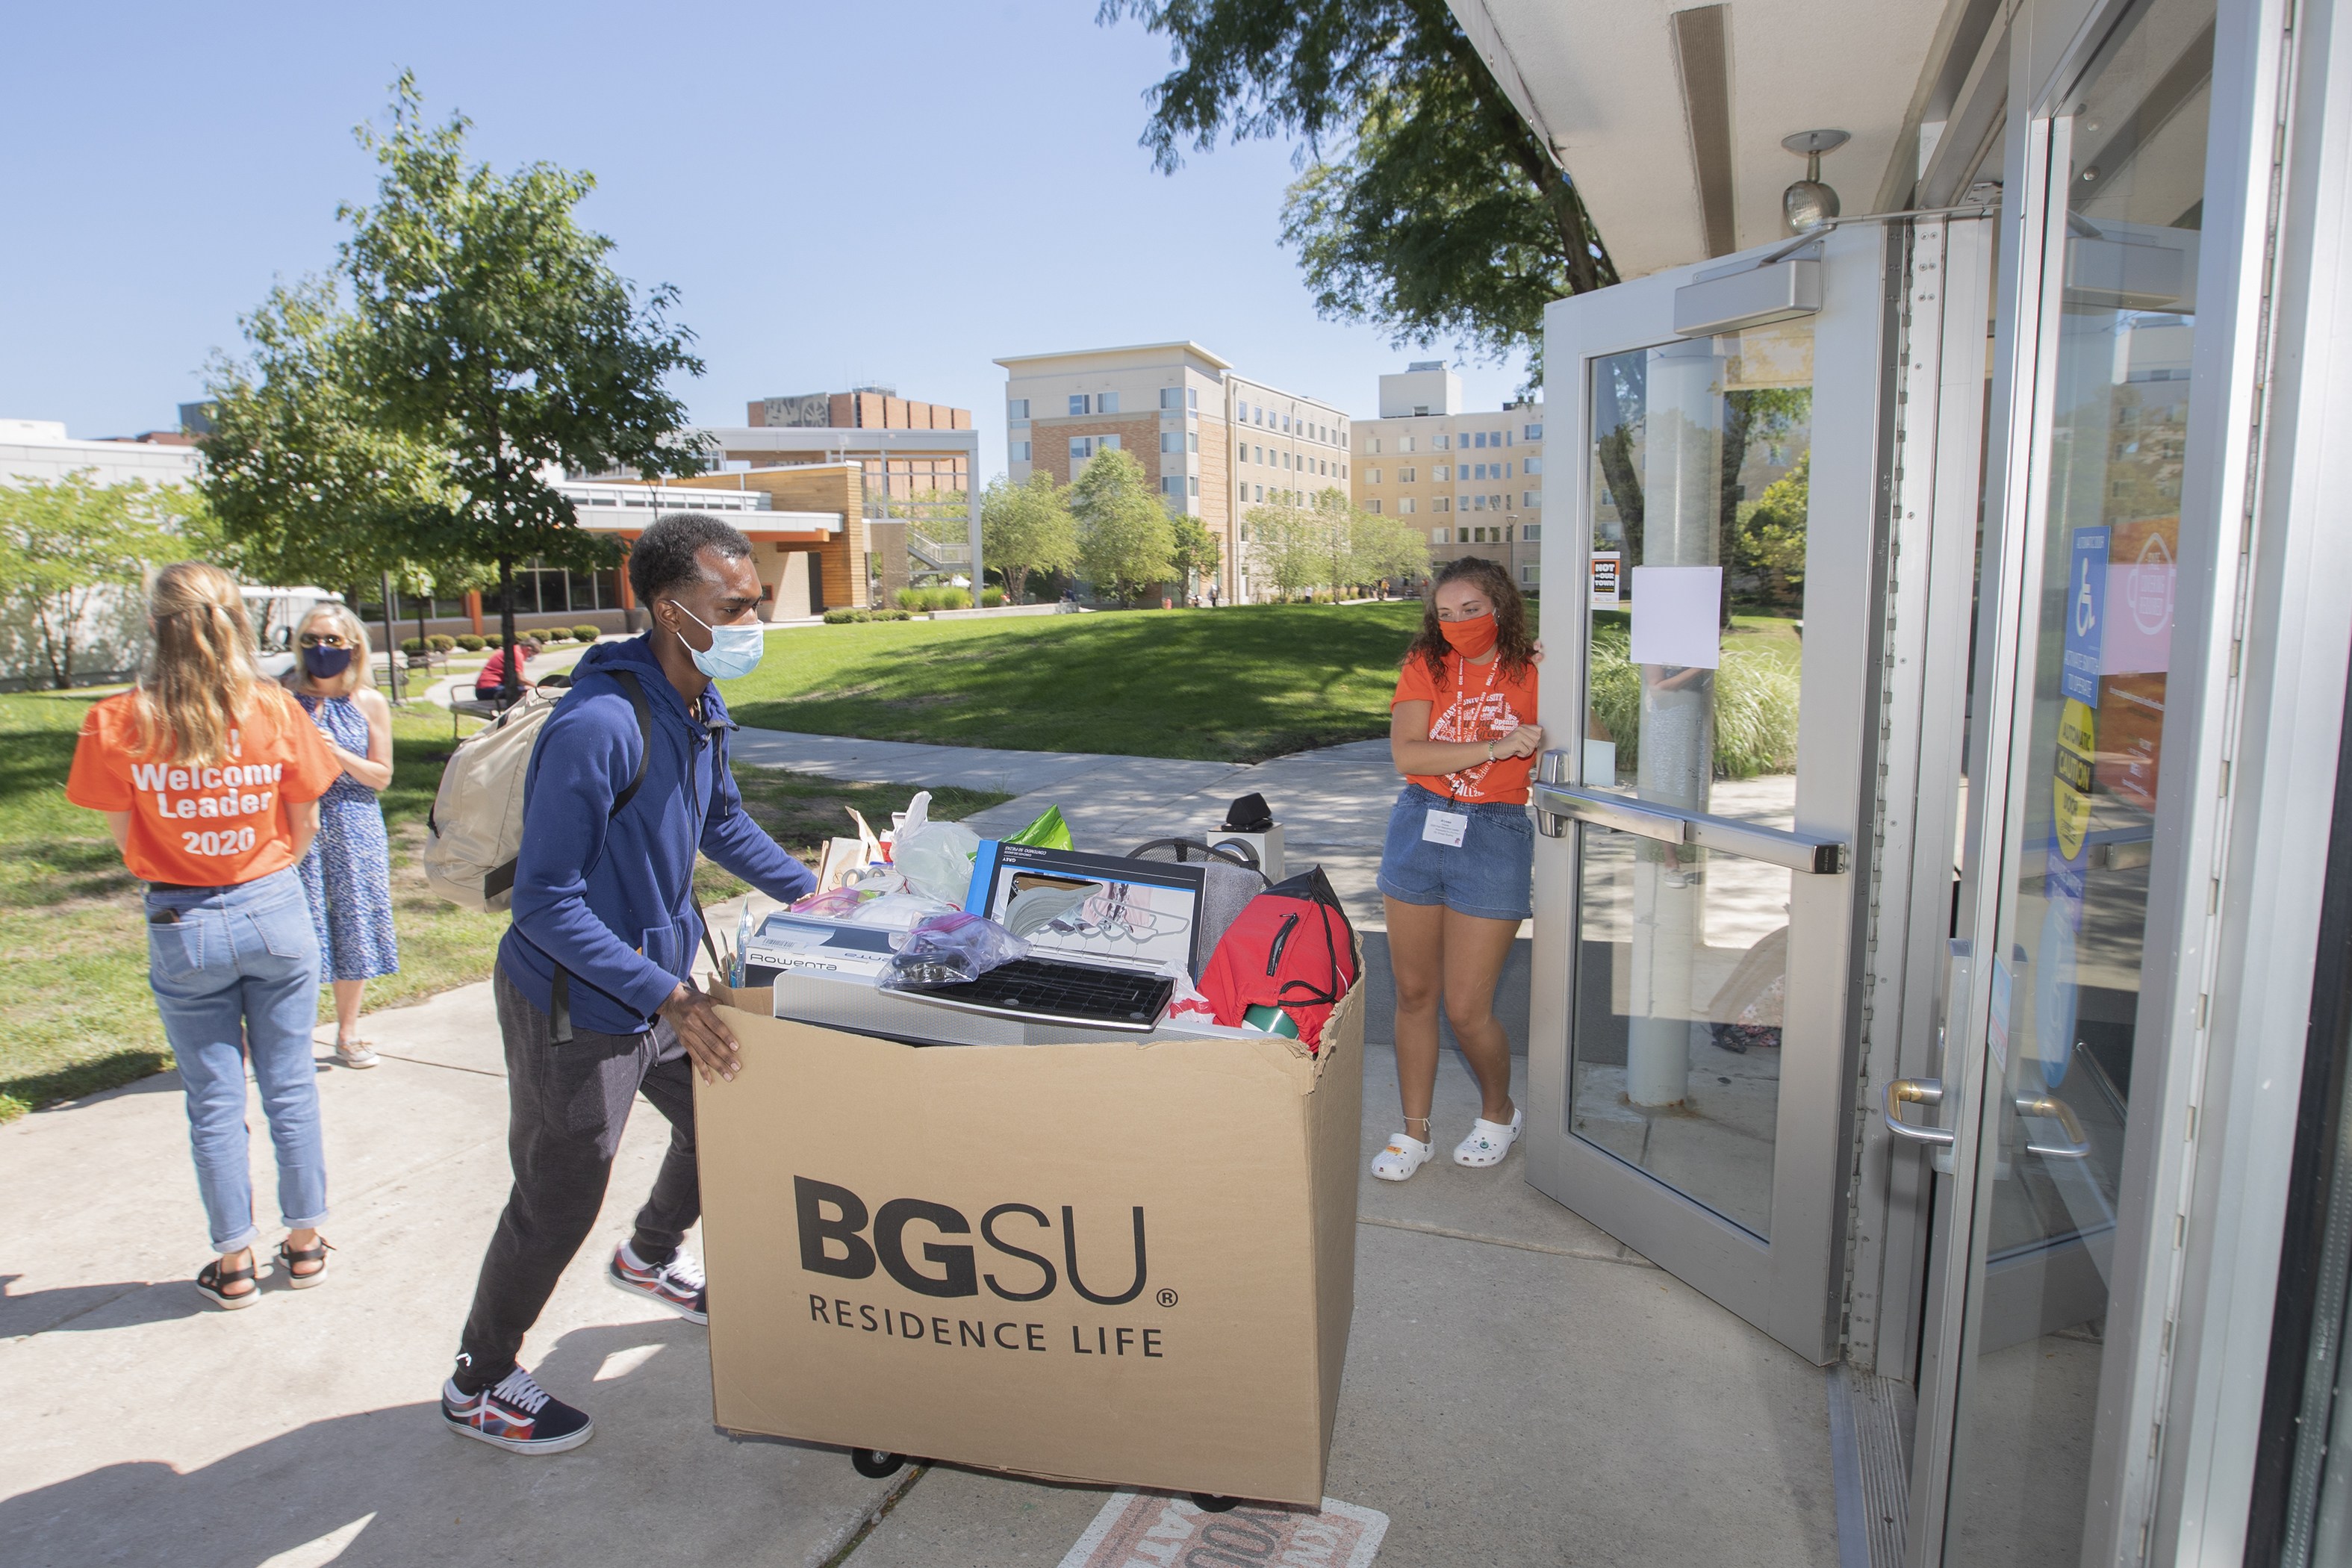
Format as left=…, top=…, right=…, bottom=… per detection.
left=298, top=632, right=352, bottom=648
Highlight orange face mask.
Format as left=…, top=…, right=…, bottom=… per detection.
left=1440, top=612, right=1498, bottom=660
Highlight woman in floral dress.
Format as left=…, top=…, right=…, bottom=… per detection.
left=285, top=604, right=399, bottom=1068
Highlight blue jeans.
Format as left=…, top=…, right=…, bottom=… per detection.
left=146, top=867, right=328, bottom=1254
left=1375, top=783, right=1537, bottom=922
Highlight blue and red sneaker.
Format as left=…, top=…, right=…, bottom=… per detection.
left=441, top=1364, right=594, bottom=1455
left=608, top=1241, right=708, bottom=1325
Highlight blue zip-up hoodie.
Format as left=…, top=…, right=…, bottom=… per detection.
left=497, top=635, right=815, bottom=1036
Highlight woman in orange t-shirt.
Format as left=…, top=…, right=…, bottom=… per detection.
left=1371, top=558, right=1543, bottom=1183
left=66, top=563, right=343, bottom=1308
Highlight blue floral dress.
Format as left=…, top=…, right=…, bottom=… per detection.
left=296, top=693, right=400, bottom=983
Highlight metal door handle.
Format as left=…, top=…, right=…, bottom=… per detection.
left=1534, top=764, right=1849, bottom=875
left=1884, top=1078, right=1954, bottom=1147
left=2015, top=1094, right=2092, bottom=1159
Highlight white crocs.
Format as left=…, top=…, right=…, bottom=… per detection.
left=1370, top=1133, right=1434, bottom=1182
left=1454, top=1108, right=1523, bottom=1168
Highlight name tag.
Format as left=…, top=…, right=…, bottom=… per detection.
left=1422, top=809, right=1469, bottom=847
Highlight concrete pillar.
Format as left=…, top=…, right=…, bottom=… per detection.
left=1626, top=337, right=1722, bottom=1109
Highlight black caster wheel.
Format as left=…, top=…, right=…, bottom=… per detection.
left=1192, top=1493, right=1239, bottom=1513
left=852, top=1448, right=906, bottom=1479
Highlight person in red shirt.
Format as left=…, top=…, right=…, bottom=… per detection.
left=474, top=640, right=534, bottom=703
left=1371, top=557, right=1543, bottom=1182
left=66, top=562, right=345, bottom=1307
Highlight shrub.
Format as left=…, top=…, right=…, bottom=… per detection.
left=936, top=587, right=971, bottom=610
left=572, top=625, right=601, bottom=643
left=526, top=629, right=552, bottom=646
left=823, top=608, right=869, bottom=624
left=1586, top=625, right=1799, bottom=781
left=455, top=634, right=485, bottom=651
left=893, top=588, right=923, bottom=612
left=876, top=608, right=912, bottom=620
left=399, top=637, right=426, bottom=656
left=980, top=587, right=1005, bottom=608
left=429, top=634, right=456, bottom=652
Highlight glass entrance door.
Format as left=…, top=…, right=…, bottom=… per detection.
left=1909, top=0, right=2216, bottom=1559
left=1528, top=223, right=1897, bottom=1362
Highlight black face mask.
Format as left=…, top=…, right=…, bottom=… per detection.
left=302, top=645, right=354, bottom=679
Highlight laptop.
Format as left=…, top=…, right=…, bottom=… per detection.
left=886, top=845, right=1208, bottom=1031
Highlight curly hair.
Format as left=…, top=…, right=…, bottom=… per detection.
left=626, top=511, right=754, bottom=606
left=1406, top=556, right=1535, bottom=682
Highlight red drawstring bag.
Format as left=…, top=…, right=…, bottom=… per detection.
left=1192, top=867, right=1358, bottom=1050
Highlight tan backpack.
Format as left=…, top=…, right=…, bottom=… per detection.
left=422, top=672, right=651, bottom=912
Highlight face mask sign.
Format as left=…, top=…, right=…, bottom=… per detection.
left=669, top=600, right=766, bottom=682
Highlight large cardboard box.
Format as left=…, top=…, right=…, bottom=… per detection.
left=694, top=985, right=1364, bottom=1507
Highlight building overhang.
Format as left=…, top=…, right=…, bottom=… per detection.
left=994, top=341, right=1236, bottom=373
left=1448, top=0, right=1973, bottom=278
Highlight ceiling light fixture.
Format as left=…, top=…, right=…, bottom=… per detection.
left=1782, top=129, right=1852, bottom=234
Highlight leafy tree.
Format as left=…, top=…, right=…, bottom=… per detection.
left=1242, top=496, right=1325, bottom=601
left=1104, top=0, right=1613, bottom=380
left=340, top=74, right=708, bottom=694
left=1351, top=503, right=1432, bottom=586
left=0, top=472, right=183, bottom=689
left=200, top=277, right=465, bottom=613
left=1068, top=449, right=1177, bottom=605
left=1170, top=511, right=1221, bottom=595
left=978, top=473, right=1078, bottom=603
left=1735, top=453, right=1809, bottom=611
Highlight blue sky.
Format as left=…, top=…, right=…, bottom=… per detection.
left=0, top=0, right=1535, bottom=479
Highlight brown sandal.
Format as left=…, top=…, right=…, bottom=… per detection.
left=196, top=1256, right=259, bottom=1309
left=278, top=1236, right=335, bottom=1289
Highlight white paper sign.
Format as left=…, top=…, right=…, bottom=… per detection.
left=1628, top=565, right=1723, bottom=669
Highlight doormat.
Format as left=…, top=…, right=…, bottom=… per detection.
left=1057, top=1491, right=1389, bottom=1568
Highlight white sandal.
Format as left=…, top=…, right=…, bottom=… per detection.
left=1454, top=1108, right=1523, bottom=1168
left=1371, top=1133, right=1434, bottom=1182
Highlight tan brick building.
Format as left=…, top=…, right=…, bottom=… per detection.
left=1349, top=363, right=1546, bottom=595
left=995, top=343, right=1351, bottom=603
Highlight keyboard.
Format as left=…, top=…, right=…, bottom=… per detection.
left=888, top=956, right=1176, bottom=1033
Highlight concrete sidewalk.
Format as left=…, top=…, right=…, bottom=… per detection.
left=0, top=983, right=1836, bottom=1568
left=2, top=729, right=1837, bottom=1567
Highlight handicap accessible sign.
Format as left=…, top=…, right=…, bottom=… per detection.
left=2061, top=526, right=2109, bottom=706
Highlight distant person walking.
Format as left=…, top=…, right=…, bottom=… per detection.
left=284, top=603, right=399, bottom=1068
left=1371, top=557, right=1543, bottom=1183
left=66, top=563, right=345, bottom=1306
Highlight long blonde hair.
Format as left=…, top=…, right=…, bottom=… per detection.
left=281, top=601, right=376, bottom=697
left=133, top=561, right=287, bottom=767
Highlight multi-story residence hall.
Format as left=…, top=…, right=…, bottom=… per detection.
left=995, top=342, right=1351, bottom=603
left=1349, top=361, right=1546, bottom=594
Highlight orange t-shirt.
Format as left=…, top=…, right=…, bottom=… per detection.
left=66, top=688, right=343, bottom=886
left=1391, top=650, right=1540, bottom=804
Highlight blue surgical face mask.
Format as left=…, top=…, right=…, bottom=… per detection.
left=670, top=601, right=765, bottom=681
left=302, top=644, right=355, bottom=679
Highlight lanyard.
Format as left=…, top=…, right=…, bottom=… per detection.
left=1443, top=653, right=1504, bottom=800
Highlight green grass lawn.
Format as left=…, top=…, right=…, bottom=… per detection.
left=0, top=689, right=1004, bottom=1121
left=719, top=602, right=1426, bottom=762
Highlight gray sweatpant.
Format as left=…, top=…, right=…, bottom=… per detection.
left=455, top=965, right=699, bottom=1389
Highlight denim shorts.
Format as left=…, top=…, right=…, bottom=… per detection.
left=1375, top=783, right=1536, bottom=923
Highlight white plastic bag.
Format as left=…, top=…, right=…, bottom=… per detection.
left=892, top=790, right=983, bottom=905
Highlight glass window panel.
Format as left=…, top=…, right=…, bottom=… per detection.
left=1943, top=0, right=2213, bottom=1559
left=1572, top=319, right=1814, bottom=1238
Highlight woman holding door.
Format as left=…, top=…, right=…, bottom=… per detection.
left=1372, top=557, right=1543, bottom=1181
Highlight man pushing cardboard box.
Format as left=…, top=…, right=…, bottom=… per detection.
left=693, top=982, right=1365, bottom=1507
